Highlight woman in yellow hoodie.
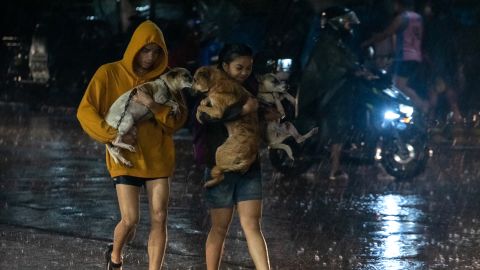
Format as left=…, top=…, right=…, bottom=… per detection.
left=77, top=20, right=187, bottom=270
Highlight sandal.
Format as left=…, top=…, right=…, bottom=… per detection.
left=105, top=243, right=123, bottom=270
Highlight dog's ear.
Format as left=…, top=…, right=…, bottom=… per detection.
left=196, top=67, right=211, bottom=81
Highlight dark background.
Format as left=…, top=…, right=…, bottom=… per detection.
left=0, top=0, right=479, bottom=111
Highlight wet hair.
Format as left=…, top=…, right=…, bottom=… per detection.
left=217, top=43, right=253, bottom=69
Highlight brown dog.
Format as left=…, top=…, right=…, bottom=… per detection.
left=192, top=66, right=259, bottom=187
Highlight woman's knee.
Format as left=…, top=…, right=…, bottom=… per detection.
left=120, top=215, right=139, bottom=230
left=240, top=216, right=261, bottom=232
left=150, top=208, right=168, bottom=226
left=210, top=223, right=230, bottom=237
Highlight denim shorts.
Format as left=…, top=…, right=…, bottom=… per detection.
left=112, top=175, right=160, bottom=188
left=204, top=167, right=263, bottom=209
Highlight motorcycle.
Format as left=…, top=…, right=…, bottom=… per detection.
left=269, top=62, right=430, bottom=180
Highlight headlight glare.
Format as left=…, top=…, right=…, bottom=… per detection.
left=384, top=110, right=401, bottom=120
left=399, top=104, right=414, bottom=117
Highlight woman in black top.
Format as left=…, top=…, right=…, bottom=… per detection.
left=197, top=43, right=272, bottom=270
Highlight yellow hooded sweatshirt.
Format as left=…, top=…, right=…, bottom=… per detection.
left=76, top=20, right=187, bottom=178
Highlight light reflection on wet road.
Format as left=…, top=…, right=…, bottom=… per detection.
left=2, top=102, right=480, bottom=269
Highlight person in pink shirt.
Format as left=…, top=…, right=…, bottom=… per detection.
left=362, top=0, right=429, bottom=113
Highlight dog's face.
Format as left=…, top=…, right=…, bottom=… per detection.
left=192, top=66, right=223, bottom=94
left=161, top=67, right=193, bottom=91
left=257, top=73, right=286, bottom=93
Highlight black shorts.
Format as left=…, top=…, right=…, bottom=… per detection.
left=112, top=175, right=162, bottom=187
left=394, top=60, right=421, bottom=79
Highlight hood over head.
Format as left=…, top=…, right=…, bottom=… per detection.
left=122, top=20, right=168, bottom=80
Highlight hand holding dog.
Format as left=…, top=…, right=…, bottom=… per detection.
left=133, top=89, right=155, bottom=109
left=241, top=97, right=258, bottom=116
left=133, top=89, right=179, bottom=115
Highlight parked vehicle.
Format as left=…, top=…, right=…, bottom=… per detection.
left=0, top=0, right=122, bottom=106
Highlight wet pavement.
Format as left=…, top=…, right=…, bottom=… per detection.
left=2, top=101, right=480, bottom=269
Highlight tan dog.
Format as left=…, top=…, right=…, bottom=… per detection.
left=257, top=73, right=318, bottom=160
left=193, top=66, right=259, bottom=187
left=105, top=67, right=192, bottom=167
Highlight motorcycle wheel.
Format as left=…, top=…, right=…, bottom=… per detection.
left=268, top=138, right=316, bottom=175
left=381, top=135, right=429, bottom=180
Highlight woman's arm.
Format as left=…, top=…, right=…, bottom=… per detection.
left=76, top=68, right=118, bottom=143
left=198, top=97, right=258, bottom=124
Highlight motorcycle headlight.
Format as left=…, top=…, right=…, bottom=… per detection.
left=384, top=110, right=400, bottom=120
left=399, top=104, right=414, bottom=117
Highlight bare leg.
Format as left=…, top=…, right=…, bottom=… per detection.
left=329, top=143, right=343, bottom=179
left=112, top=184, right=141, bottom=267
left=237, top=200, right=270, bottom=270
left=206, top=207, right=234, bottom=270
left=145, top=178, right=170, bottom=270
left=394, top=75, right=429, bottom=113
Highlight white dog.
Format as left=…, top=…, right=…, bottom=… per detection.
left=105, top=67, right=192, bottom=167
left=257, top=73, right=318, bottom=160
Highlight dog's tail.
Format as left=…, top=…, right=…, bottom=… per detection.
left=204, top=166, right=224, bottom=188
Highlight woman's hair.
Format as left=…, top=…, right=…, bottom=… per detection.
left=217, top=43, right=253, bottom=68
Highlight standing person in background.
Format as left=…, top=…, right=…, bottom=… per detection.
left=297, top=6, right=361, bottom=181
left=362, top=0, right=428, bottom=113
left=77, top=20, right=188, bottom=270
left=423, top=0, right=463, bottom=124
left=196, top=43, right=271, bottom=270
